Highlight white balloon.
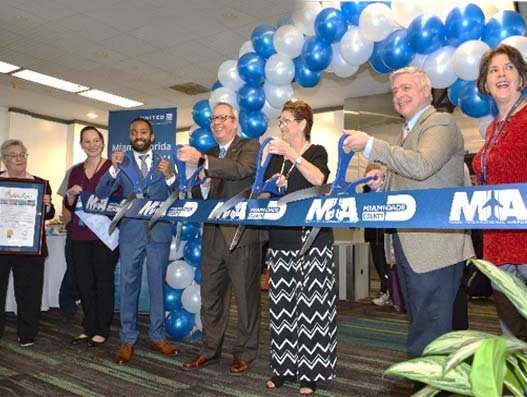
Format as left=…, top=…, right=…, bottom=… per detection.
left=452, top=40, right=490, bottom=81
left=358, top=3, right=396, bottom=42
left=194, top=313, right=202, bottom=331
left=217, top=60, right=243, bottom=92
left=169, top=237, right=186, bottom=261
left=265, top=53, right=295, bottom=85
left=339, top=26, right=374, bottom=66
left=209, top=87, right=237, bottom=109
left=410, top=53, right=428, bottom=69
left=479, top=114, right=494, bottom=138
left=292, top=1, right=322, bottom=36
left=501, top=35, right=527, bottom=63
left=330, top=43, right=359, bottom=78
left=423, top=46, right=458, bottom=89
left=238, top=40, right=254, bottom=58
left=166, top=260, right=195, bottom=290
left=391, top=0, right=428, bottom=28
left=262, top=100, right=282, bottom=119
left=480, top=1, right=499, bottom=22
left=320, top=1, right=340, bottom=10
left=273, top=25, right=304, bottom=59
left=263, top=82, right=294, bottom=110
left=181, top=284, right=201, bottom=314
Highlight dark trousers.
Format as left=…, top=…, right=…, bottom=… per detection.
left=59, top=223, right=79, bottom=314
left=0, top=255, right=45, bottom=341
left=72, top=240, right=118, bottom=338
left=370, top=240, right=389, bottom=293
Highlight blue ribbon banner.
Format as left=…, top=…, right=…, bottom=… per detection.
left=80, top=183, right=527, bottom=230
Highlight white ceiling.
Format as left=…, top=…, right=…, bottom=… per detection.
left=0, top=0, right=392, bottom=129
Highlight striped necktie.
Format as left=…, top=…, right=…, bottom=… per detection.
left=219, top=147, right=227, bottom=159
left=138, top=154, right=149, bottom=177
left=402, top=122, right=410, bottom=142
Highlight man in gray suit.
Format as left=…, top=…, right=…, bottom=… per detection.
left=178, top=102, right=262, bottom=375
left=343, top=67, right=474, bottom=361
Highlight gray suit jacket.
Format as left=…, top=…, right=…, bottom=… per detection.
left=369, top=107, right=474, bottom=273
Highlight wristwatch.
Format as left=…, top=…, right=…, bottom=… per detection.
left=295, top=155, right=303, bottom=166
left=197, top=154, right=206, bottom=167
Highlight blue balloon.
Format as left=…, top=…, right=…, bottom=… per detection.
left=458, top=80, right=492, bottom=118
left=194, top=267, right=202, bottom=284
left=447, top=78, right=471, bottom=106
left=164, top=284, right=183, bottom=311
left=189, top=127, right=217, bottom=152
left=211, top=80, right=223, bottom=91
left=191, top=99, right=212, bottom=129
left=251, top=24, right=276, bottom=59
left=183, top=240, right=202, bottom=267
left=380, top=29, right=414, bottom=70
left=482, top=11, right=527, bottom=48
left=237, top=52, right=266, bottom=85
left=165, top=308, right=194, bottom=340
left=340, top=1, right=368, bottom=26
left=237, top=83, right=265, bottom=111
left=294, top=57, right=321, bottom=88
left=239, top=110, right=268, bottom=138
left=181, top=222, right=201, bottom=241
left=301, top=36, right=332, bottom=72
left=369, top=41, right=393, bottom=74
left=408, top=14, right=445, bottom=55
left=445, top=4, right=485, bottom=47
left=314, top=8, right=347, bottom=44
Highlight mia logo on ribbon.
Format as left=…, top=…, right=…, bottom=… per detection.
left=450, top=189, right=527, bottom=224
left=306, top=197, right=359, bottom=224
left=361, top=194, right=416, bottom=222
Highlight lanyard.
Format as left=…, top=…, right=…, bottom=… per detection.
left=479, top=95, right=524, bottom=185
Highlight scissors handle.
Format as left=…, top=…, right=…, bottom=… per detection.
left=173, top=145, right=205, bottom=194
left=331, top=134, right=355, bottom=194
left=342, top=175, right=378, bottom=195
left=261, top=174, right=285, bottom=196
left=251, top=137, right=274, bottom=196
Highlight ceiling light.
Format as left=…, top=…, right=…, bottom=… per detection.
left=86, top=112, right=98, bottom=119
left=12, top=69, right=88, bottom=93
left=0, top=61, right=20, bottom=74
left=78, top=89, right=143, bottom=108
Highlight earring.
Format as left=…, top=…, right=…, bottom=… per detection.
left=519, top=78, right=524, bottom=91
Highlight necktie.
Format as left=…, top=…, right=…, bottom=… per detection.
left=219, top=147, right=227, bottom=159
left=139, top=154, right=149, bottom=177
left=402, top=122, right=410, bottom=142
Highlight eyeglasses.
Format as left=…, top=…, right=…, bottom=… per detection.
left=3, top=153, right=29, bottom=160
left=278, top=118, right=302, bottom=128
left=209, top=115, right=235, bottom=123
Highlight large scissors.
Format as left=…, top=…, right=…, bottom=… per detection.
left=148, top=146, right=204, bottom=247
left=277, top=134, right=377, bottom=256
left=108, top=152, right=163, bottom=235
left=209, top=137, right=284, bottom=251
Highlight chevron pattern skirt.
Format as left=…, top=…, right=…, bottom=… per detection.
left=268, top=243, right=337, bottom=382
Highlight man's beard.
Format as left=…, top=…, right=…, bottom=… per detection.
left=132, top=139, right=150, bottom=152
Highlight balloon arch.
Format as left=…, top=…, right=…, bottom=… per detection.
left=165, top=1, right=527, bottom=340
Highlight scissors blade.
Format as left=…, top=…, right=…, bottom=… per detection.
left=148, top=191, right=181, bottom=228
left=229, top=225, right=246, bottom=252
left=174, top=221, right=183, bottom=252
left=108, top=193, right=137, bottom=235
left=209, top=187, right=251, bottom=218
left=277, top=184, right=331, bottom=206
left=299, top=227, right=321, bottom=257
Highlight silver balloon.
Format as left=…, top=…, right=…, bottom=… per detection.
left=238, top=40, right=255, bottom=58
left=265, top=53, right=295, bottom=85
left=391, top=0, right=429, bottom=28
left=339, top=26, right=373, bottom=66
left=292, top=1, right=322, bottom=36
left=358, top=3, right=396, bottom=42
left=479, top=114, right=493, bottom=138
left=166, top=260, right=195, bottom=290
left=263, top=82, right=294, bottom=110
left=410, top=53, right=428, bottom=69
left=273, top=25, right=304, bottom=59
left=194, top=313, right=202, bottom=331
left=452, top=40, right=490, bottom=81
left=262, top=100, right=282, bottom=119
left=169, top=237, right=186, bottom=261
left=330, top=43, right=359, bottom=78
left=423, top=46, right=457, bottom=89
left=217, top=60, right=243, bottom=92
left=209, top=86, right=237, bottom=109
left=181, top=284, right=201, bottom=314
left=501, top=35, right=527, bottom=62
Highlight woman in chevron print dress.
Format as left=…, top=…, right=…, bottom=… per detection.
left=264, top=100, right=337, bottom=395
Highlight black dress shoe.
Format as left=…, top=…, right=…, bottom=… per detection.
left=71, top=334, right=89, bottom=345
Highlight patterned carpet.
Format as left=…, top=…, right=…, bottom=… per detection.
left=0, top=291, right=501, bottom=397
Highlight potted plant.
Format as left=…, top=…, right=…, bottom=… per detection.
left=384, top=259, right=527, bottom=397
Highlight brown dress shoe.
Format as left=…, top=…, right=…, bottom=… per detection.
left=149, top=340, right=178, bottom=356
left=229, top=358, right=249, bottom=375
left=182, top=354, right=219, bottom=370
left=115, top=344, right=134, bottom=365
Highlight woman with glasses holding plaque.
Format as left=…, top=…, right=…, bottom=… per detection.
left=473, top=44, right=527, bottom=340
left=0, top=139, right=55, bottom=347
left=263, top=100, right=336, bottom=395
left=63, top=126, right=119, bottom=347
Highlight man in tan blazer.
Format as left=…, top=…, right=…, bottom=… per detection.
left=344, top=67, right=474, bottom=363
left=178, top=102, right=262, bottom=376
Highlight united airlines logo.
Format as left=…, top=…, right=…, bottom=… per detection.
left=361, top=194, right=416, bottom=221
left=306, top=197, right=359, bottom=224
left=450, top=189, right=527, bottom=224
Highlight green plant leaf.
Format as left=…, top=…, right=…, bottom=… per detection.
left=505, top=359, right=527, bottom=396
left=423, top=330, right=493, bottom=355
left=411, top=384, right=443, bottom=397
left=385, top=355, right=473, bottom=395
left=470, top=338, right=508, bottom=397
left=510, top=353, right=527, bottom=387
left=443, top=338, right=486, bottom=374
left=469, top=259, right=527, bottom=320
